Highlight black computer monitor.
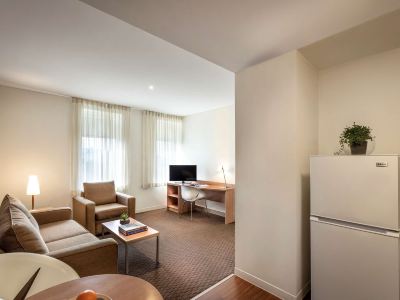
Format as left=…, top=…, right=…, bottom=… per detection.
left=169, top=165, right=197, bottom=182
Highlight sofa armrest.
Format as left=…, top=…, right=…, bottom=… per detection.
left=31, top=207, right=72, bottom=225
left=48, top=238, right=118, bottom=277
left=116, top=192, right=136, bottom=218
left=72, top=196, right=95, bottom=234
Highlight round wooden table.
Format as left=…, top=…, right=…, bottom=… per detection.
left=27, top=274, right=163, bottom=300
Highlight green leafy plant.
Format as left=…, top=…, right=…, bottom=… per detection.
left=120, top=212, right=129, bottom=221
left=339, top=122, right=373, bottom=152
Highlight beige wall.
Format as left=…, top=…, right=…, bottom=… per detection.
left=0, top=85, right=233, bottom=213
left=0, top=85, right=72, bottom=209
left=318, top=47, right=400, bottom=155
left=182, top=105, right=235, bottom=184
left=295, top=53, right=318, bottom=292
left=0, top=86, right=167, bottom=211
left=235, top=51, right=317, bottom=299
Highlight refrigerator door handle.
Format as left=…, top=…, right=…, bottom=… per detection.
left=310, top=215, right=400, bottom=238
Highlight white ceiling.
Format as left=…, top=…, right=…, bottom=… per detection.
left=82, top=0, right=400, bottom=72
left=2, top=1, right=400, bottom=116
left=300, top=9, right=400, bottom=69
left=0, top=0, right=234, bottom=116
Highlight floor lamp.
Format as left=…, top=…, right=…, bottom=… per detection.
left=26, top=175, right=40, bottom=210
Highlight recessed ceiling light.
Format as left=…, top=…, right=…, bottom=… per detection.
left=148, top=85, right=154, bottom=91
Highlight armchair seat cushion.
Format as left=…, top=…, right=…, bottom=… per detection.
left=95, top=203, right=127, bottom=221
left=40, top=220, right=88, bottom=243
left=46, top=233, right=98, bottom=252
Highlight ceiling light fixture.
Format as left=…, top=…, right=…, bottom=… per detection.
left=148, top=85, right=154, bottom=91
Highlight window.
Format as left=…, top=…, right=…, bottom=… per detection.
left=142, top=111, right=183, bottom=188
left=72, top=98, right=130, bottom=193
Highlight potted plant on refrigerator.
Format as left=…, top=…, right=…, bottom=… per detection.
left=339, top=122, right=374, bottom=155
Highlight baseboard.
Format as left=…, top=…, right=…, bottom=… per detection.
left=296, top=280, right=310, bottom=300
left=136, top=205, right=166, bottom=213
left=191, top=274, right=235, bottom=299
left=234, top=267, right=310, bottom=300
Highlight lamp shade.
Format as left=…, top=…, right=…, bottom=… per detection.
left=26, top=175, right=40, bottom=195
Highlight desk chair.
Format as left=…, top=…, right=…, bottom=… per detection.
left=181, top=186, right=207, bottom=220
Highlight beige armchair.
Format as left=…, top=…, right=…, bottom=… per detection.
left=72, top=181, right=135, bottom=235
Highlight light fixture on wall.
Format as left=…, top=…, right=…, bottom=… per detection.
left=26, top=175, right=40, bottom=209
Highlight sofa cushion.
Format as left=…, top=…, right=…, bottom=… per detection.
left=0, top=196, right=48, bottom=253
left=6, top=195, right=39, bottom=229
left=1, top=195, right=39, bottom=229
left=83, top=181, right=116, bottom=205
left=46, top=233, right=98, bottom=252
left=39, top=220, right=88, bottom=243
left=95, top=203, right=127, bottom=220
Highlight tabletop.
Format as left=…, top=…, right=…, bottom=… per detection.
left=27, top=274, right=163, bottom=300
left=102, top=218, right=159, bottom=243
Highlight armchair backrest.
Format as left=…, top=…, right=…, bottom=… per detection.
left=83, top=181, right=117, bottom=205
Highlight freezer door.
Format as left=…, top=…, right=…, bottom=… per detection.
left=311, top=155, right=399, bottom=230
left=311, top=219, right=399, bottom=300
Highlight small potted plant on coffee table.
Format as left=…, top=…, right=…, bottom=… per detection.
left=339, top=122, right=373, bottom=155
left=120, top=212, right=130, bottom=225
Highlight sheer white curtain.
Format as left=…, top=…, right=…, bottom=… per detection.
left=72, top=98, right=130, bottom=194
left=142, top=111, right=183, bottom=188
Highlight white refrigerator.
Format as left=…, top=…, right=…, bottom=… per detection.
left=310, top=155, right=400, bottom=300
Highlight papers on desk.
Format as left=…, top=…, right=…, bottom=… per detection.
left=183, top=183, right=209, bottom=188
left=194, top=184, right=208, bottom=188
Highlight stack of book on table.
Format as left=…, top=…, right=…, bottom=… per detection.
left=118, top=221, right=148, bottom=236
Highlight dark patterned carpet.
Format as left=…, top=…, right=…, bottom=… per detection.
left=108, top=209, right=234, bottom=300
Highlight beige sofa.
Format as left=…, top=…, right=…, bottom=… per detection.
left=0, top=195, right=118, bottom=277
left=73, top=181, right=135, bottom=235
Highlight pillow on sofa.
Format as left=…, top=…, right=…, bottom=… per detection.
left=5, top=194, right=39, bottom=229
left=83, top=181, right=116, bottom=205
left=0, top=195, right=48, bottom=254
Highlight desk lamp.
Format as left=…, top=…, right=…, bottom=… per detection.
left=221, top=165, right=227, bottom=190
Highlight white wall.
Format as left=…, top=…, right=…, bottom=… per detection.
left=235, top=51, right=317, bottom=299
left=0, top=85, right=72, bottom=209
left=318, top=47, right=400, bottom=155
left=182, top=105, right=235, bottom=184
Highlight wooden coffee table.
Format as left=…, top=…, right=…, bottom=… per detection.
left=27, top=274, right=163, bottom=300
left=101, top=218, right=159, bottom=274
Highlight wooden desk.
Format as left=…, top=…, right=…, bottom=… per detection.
left=167, top=180, right=235, bottom=224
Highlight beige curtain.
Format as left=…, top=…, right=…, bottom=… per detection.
left=72, top=98, right=131, bottom=194
left=142, top=110, right=183, bottom=189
